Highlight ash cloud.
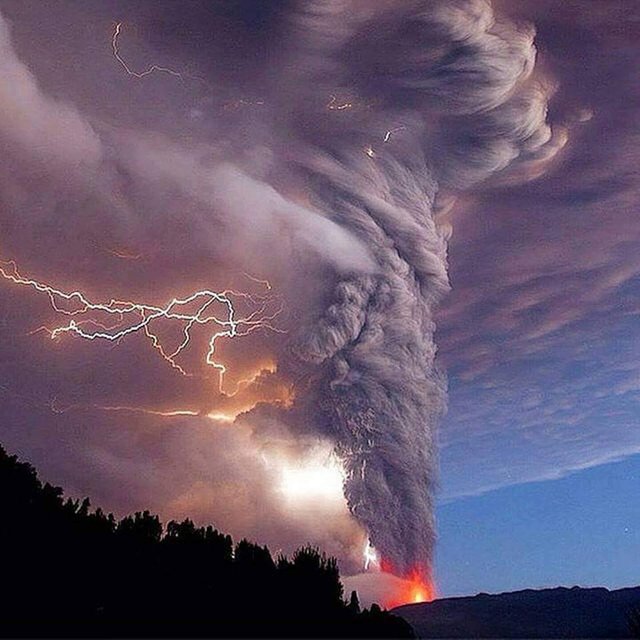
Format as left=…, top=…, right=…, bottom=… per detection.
left=269, top=0, right=563, bottom=577
left=0, top=0, right=564, bottom=582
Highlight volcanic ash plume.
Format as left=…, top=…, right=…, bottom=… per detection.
left=0, top=0, right=567, bottom=590
left=280, top=0, right=566, bottom=580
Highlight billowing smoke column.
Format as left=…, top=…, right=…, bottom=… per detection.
left=277, top=0, right=566, bottom=580
left=0, top=0, right=567, bottom=589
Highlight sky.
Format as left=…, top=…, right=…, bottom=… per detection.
left=436, top=454, right=640, bottom=596
left=432, top=0, right=640, bottom=594
left=0, top=0, right=638, bottom=605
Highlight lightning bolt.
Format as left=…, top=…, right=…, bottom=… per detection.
left=0, top=259, right=283, bottom=393
left=243, top=272, right=272, bottom=291
left=222, top=98, right=266, bottom=111
left=105, top=246, right=143, bottom=261
left=326, top=95, right=353, bottom=111
left=363, top=539, right=380, bottom=571
left=51, top=399, right=238, bottom=424
left=112, top=22, right=184, bottom=80
left=383, top=126, right=406, bottom=143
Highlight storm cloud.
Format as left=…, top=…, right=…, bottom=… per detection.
left=0, top=0, right=566, bottom=584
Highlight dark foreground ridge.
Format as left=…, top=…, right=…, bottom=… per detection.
left=0, top=444, right=413, bottom=639
left=394, top=584, right=640, bottom=638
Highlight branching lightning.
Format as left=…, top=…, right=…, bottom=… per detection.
left=243, top=272, right=272, bottom=291
left=0, top=259, right=283, bottom=392
left=112, top=22, right=184, bottom=80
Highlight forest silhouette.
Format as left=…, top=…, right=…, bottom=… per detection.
left=0, top=444, right=414, bottom=638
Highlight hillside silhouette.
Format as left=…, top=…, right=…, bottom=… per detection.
left=0, top=444, right=413, bottom=638
left=394, top=585, right=640, bottom=638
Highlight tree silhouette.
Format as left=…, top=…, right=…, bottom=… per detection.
left=0, top=443, right=414, bottom=638
left=349, top=590, right=361, bottom=614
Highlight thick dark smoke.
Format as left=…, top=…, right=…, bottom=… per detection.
left=274, top=0, right=565, bottom=578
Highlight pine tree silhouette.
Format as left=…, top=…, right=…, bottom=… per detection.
left=0, top=443, right=414, bottom=638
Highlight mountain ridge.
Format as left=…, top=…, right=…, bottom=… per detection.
left=393, top=584, right=640, bottom=638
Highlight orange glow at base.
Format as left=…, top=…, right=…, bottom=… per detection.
left=381, top=561, right=437, bottom=609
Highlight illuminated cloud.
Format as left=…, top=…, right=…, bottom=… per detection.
left=0, top=13, right=101, bottom=168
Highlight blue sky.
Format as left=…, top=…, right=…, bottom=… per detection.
left=437, top=453, right=640, bottom=596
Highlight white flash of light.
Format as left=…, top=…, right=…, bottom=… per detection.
left=277, top=452, right=346, bottom=504
left=363, top=539, right=380, bottom=571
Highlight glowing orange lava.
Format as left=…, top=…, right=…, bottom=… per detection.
left=381, top=561, right=437, bottom=609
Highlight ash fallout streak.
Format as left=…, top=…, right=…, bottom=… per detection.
left=0, top=0, right=566, bottom=599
